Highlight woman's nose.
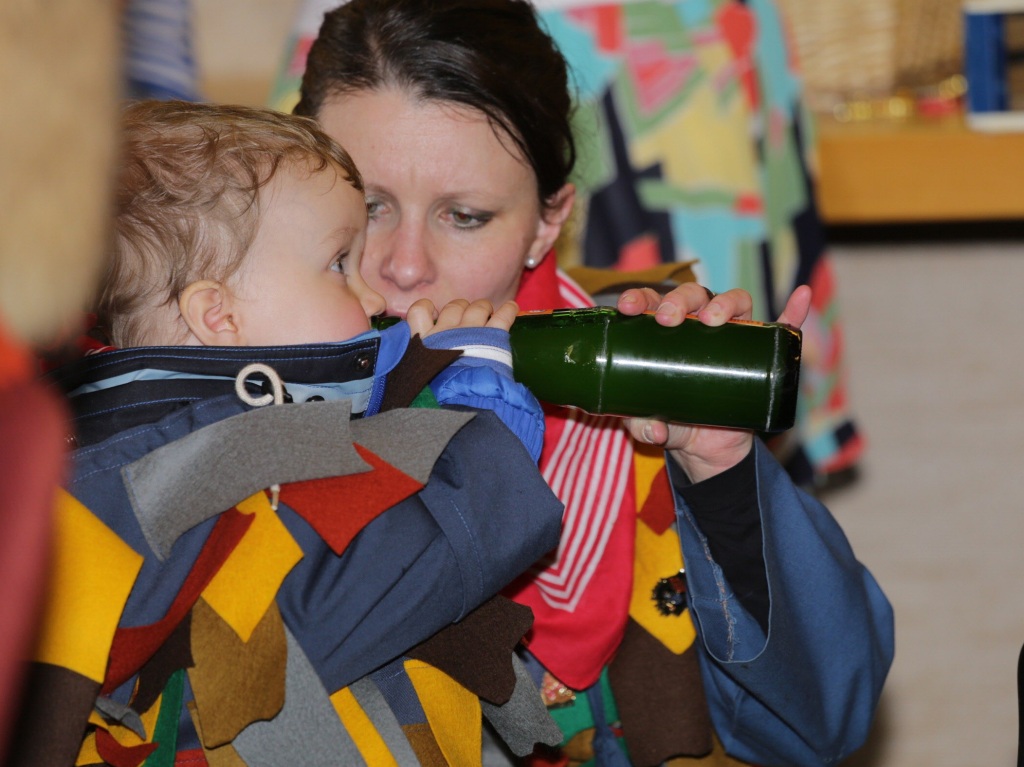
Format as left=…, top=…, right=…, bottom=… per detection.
left=378, top=221, right=435, bottom=291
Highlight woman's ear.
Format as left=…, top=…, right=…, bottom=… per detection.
left=526, top=183, right=575, bottom=268
left=179, top=280, right=241, bottom=346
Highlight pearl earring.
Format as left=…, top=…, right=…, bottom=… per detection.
left=525, top=257, right=537, bottom=269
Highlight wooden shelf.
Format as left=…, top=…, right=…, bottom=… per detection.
left=815, top=112, right=1024, bottom=224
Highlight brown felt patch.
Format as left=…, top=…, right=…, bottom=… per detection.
left=608, top=619, right=712, bottom=766
left=187, top=599, right=286, bottom=748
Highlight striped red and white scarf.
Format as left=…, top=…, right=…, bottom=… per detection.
left=508, top=254, right=636, bottom=690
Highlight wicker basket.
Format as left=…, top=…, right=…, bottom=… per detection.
left=777, top=0, right=963, bottom=112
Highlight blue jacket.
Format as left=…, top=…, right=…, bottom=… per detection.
left=672, top=446, right=894, bottom=766
left=19, top=324, right=565, bottom=764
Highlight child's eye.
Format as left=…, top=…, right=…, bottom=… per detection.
left=331, top=252, right=349, bottom=274
left=448, top=208, right=492, bottom=229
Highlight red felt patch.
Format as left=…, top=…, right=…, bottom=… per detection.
left=638, top=465, right=676, bottom=535
left=95, top=728, right=158, bottom=767
left=103, top=509, right=253, bottom=694
left=277, top=444, right=424, bottom=555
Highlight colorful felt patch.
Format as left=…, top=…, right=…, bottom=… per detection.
left=407, top=595, right=532, bottom=705
left=378, top=336, right=461, bottom=412
left=401, top=723, right=447, bottom=767
left=121, top=400, right=366, bottom=559
left=232, top=627, right=363, bottom=765
left=633, top=442, right=665, bottom=512
left=349, top=409, right=475, bottom=484
left=88, top=681, right=168, bottom=767
left=637, top=464, right=677, bottom=536
left=628, top=518, right=695, bottom=654
left=11, top=663, right=100, bottom=767
left=331, top=686, right=399, bottom=767
left=139, top=667, right=184, bottom=767
left=187, top=701, right=247, bottom=767
left=404, top=659, right=482, bottom=767
left=480, top=654, right=562, bottom=756
left=279, top=445, right=424, bottom=556
left=200, top=491, right=302, bottom=640
left=33, top=490, right=144, bottom=683
left=131, top=612, right=193, bottom=715
left=608, top=619, right=712, bottom=764
left=95, top=730, right=157, bottom=767
left=188, top=598, right=286, bottom=748
left=103, top=508, right=253, bottom=694
left=347, top=677, right=422, bottom=767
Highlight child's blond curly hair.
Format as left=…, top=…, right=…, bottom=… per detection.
left=98, top=100, right=364, bottom=347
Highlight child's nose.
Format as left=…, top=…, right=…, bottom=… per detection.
left=360, top=283, right=387, bottom=320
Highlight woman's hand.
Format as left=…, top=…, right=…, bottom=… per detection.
left=406, top=297, right=519, bottom=337
left=616, top=283, right=813, bottom=484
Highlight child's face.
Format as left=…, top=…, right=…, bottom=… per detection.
left=228, top=163, right=385, bottom=345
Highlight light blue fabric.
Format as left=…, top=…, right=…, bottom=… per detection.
left=672, top=440, right=894, bottom=766
left=423, top=326, right=545, bottom=463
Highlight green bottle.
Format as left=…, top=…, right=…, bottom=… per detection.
left=508, top=308, right=801, bottom=433
left=377, top=307, right=801, bottom=432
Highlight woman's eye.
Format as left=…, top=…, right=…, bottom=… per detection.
left=449, top=208, right=492, bottom=229
left=366, top=198, right=385, bottom=221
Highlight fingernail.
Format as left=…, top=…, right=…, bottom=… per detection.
left=703, top=302, right=722, bottom=318
left=641, top=424, right=654, bottom=443
left=620, top=293, right=637, bottom=305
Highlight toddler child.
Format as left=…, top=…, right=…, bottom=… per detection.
left=11, top=100, right=563, bottom=767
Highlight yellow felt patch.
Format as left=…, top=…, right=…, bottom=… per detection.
left=404, top=659, right=482, bottom=767
left=75, top=730, right=100, bottom=766
left=629, top=519, right=696, bottom=654
left=331, top=686, right=399, bottom=767
left=34, top=489, right=143, bottom=682
left=200, top=492, right=303, bottom=642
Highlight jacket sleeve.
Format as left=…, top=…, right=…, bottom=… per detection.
left=422, top=326, right=545, bottom=462
left=672, top=439, right=894, bottom=767
left=276, top=410, right=563, bottom=693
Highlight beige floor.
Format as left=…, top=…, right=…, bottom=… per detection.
left=827, top=240, right=1024, bottom=766
left=193, top=3, right=1024, bottom=764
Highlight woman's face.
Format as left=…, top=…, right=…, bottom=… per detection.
left=318, top=87, right=572, bottom=317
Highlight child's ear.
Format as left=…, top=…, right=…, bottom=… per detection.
left=179, top=280, right=240, bottom=346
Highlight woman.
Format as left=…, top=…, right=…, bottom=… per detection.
left=295, top=2, right=893, bottom=765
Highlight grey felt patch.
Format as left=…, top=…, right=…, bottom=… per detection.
left=349, top=677, right=422, bottom=767
left=121, top=401, right=368, bottom=559
left=94, top=696, right=146, bottom=740
left=349, top=408, right=475, bottom=484
left=481, top=654, right=563, bottom=756
left=233, top=627, right=366, bottom=766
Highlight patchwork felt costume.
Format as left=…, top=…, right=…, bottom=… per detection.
left=505, top=258, right=894, bottom=767
left=11, top=324, right=565, bottom=767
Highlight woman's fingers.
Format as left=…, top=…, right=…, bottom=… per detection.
left=617, top=282, right=754, bottom=326
left=778, top=285, right=812, bottom=330
left=616, top=286, right=665, bottom=315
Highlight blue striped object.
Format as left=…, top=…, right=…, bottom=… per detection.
left=122, top=0, right=201, bottom=101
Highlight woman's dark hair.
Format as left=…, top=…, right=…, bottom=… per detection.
left=294, top=0, right=576, bottom=210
